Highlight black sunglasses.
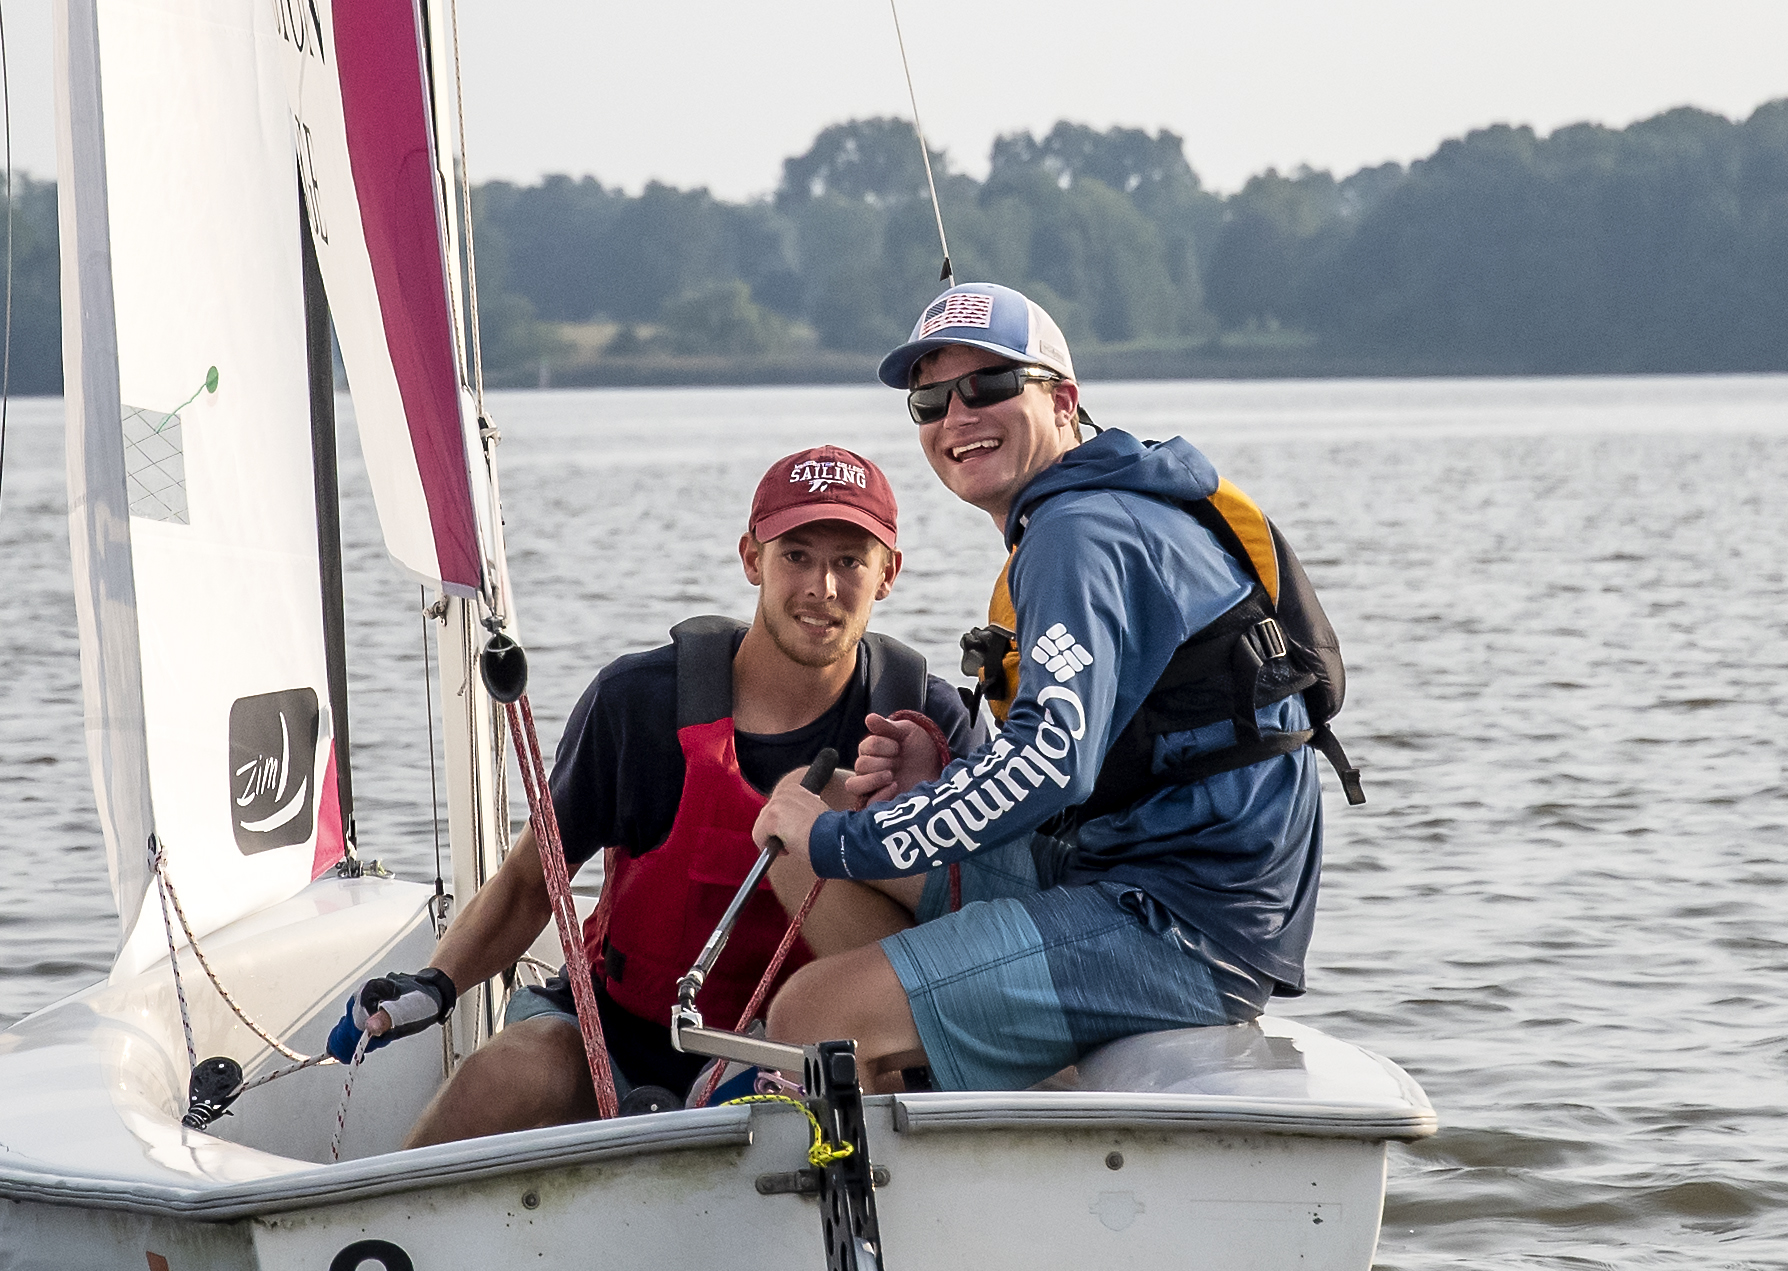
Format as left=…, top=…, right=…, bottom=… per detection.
left=906, top=365, right=1061, bottom=425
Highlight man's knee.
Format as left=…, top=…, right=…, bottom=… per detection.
left=406, top=1017, right=593, bottom=1147
left=768, top=945, right=915, bottom=1048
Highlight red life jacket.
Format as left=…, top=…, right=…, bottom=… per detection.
left=584, top=616, right=930, bottom=1030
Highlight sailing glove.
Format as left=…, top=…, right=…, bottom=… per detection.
left=327, top=967, right=458, bottom=1062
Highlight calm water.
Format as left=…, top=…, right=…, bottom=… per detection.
left=3, top=376, right=1786, bottom=1268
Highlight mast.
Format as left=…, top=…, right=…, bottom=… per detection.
left=300, top=186, right=356, bottom=862
left=421, top=0, right=509, bottom=1066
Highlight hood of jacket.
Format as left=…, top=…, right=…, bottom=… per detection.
left=1003, top=428, right=1220, bottom=550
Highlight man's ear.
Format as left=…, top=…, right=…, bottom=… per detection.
left=874, top=547, right=904, bottom=602
left=739, top=532, right=765, bottom=586
left=1053, top=378, right=1081, bottom=432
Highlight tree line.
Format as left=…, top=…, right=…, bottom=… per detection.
left=6, top=100, right=1788, bottom=393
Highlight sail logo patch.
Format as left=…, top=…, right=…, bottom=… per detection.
left=229, top=688, right=319, bottom=855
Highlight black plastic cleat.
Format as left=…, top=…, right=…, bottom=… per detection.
left=182, top=1056, right=245, bottom=1130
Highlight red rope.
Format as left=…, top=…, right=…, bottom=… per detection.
left=506, top=696, right=619, bottom=1120
left=689, top=876, right=827, bottom=1108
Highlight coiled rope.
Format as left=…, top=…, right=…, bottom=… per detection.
left=722, top=1094, right=854, bottom=1168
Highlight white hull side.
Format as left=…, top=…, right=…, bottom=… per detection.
left=0, top=1101, right=1392, bottom=1271
left=0, top=878, right=1431, bottom=1271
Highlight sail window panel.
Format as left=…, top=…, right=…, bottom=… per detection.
left=121, top=405, right=190, bottom=524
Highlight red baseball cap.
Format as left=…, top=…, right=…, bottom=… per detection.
left=749, top=446, right=899, bottom=549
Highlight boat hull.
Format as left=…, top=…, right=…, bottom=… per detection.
left=0, top=877, right=1432, bottom=1270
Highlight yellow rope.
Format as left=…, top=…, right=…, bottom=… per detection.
left=722, top=1094, right=855, bottom=1168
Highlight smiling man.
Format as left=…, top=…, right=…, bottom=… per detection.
left=756, top=284, right=1342, bottom=1094
left=328, top=446, right=980, bottom=1143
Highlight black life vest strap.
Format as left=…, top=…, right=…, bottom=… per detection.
left=671, top=615, right=748, bottom=729
left=1158, top=728, right=1313, bottom=783
left=670, top=616, right=930, bottom=731
left=861, top=632, right=929, bottom=720
left=1076, top=588, right=1317, bottom=825
left=1311, top=722, right=1366, bottom=806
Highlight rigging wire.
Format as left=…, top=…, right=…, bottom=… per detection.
left=446, top=0, right=515, bottom=890
left=421, top=588, right=447, bottom=934
left=887, top=0, right=954, bottom=286
left=0, top=3, right=14, bottom=521
left=446, top=0, right=486, bottom=420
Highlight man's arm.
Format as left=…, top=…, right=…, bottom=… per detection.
left=782, top=497, right=1198, bottom=881
left=357, top=827, right=578, bottom=1041
left=427, top=825, right=576, bottom=993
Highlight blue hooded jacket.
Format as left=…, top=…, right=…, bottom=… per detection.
left=807, top=429, right=1323, bottom=993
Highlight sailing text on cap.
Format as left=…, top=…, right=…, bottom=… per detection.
left=790, top=458, right=869, bottom=493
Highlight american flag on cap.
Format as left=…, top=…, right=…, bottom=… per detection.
left=917, top=292, right=995, bottom=338
left=876, top=282, right=1076, bottom=388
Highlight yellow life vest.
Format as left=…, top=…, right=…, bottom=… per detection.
left=965, top=478, right=1277, bottom=725
left=957, top=477, right=1362, bottom=807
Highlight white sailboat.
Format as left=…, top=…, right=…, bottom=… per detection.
left=0, top=2, right=1435, bottom=1268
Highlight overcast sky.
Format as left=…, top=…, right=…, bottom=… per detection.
left=8, top=1, right=1788, bottom=196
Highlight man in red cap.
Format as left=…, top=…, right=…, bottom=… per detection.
left=330, top=447, right=981, bottom=1144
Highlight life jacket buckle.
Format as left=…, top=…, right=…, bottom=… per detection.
left=1252, top=617, right=1288, bottom=661
left=959, top=624, right=1017, bottom=694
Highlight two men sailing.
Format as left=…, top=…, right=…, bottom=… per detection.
left=337, top=283, right=1342, bottom=1130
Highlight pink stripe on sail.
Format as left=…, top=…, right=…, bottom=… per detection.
left=333, top=0, right=481, bottom=593
left=312, top=744, right=345, bottom=879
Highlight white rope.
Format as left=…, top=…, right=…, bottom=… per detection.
left=151, top=846, right=307, bottom=1062
left=149, top=847, right=379, bottom=1156
left=151, top=842, right=197, bottom=1071
left=239, top=1050, right=338, bottom=1095
left=330, top=1027, right=374, bottom=1162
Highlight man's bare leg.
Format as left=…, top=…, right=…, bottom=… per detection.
left=403, top=1016, right=596, bottom=1149
left=766, top=853, right=926, bottom=957
left=766, top=944, right=926, bottom=1094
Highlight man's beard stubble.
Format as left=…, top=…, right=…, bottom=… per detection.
left=763, top=602, right=869, bottom=671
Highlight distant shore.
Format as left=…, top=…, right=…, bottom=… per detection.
left=485, top=339, right=1756, bottom=391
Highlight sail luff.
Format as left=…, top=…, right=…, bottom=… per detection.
left=54, top=0, right=155, bottom=948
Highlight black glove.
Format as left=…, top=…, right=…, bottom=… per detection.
left=327, top=967, right=457, bottom=1062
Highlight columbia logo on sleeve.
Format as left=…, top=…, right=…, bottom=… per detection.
left=1031, top=624, right=1093, bottom=682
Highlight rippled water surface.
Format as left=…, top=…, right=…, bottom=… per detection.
left=3, top=376, right=1785, bottom=1267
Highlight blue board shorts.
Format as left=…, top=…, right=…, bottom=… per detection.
left=880, top=837, right=1264, bottom=1092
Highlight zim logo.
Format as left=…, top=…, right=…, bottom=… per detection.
left=229, top=688, right=319, bottom=855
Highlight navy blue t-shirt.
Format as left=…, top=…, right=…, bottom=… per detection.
left=535, top=629, right=978, bottom=1096
left=548, top=631, right=983, bottom=866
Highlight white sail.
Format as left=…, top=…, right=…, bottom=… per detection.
left=278, top=0, right=498, bottom=600
left=280, top=0, right=515, bottom=1056
left=57, top=0, right=347, bottom=975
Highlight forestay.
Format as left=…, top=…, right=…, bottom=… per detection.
left=57, top=0, right=345, bottom=975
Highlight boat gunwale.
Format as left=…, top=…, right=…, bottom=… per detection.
left=891, top=1090, right=1438, bottom=1141
left=0, top=1105, right=753, bottom=1220
left=0, top=1080, right=1436, bottom=1221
